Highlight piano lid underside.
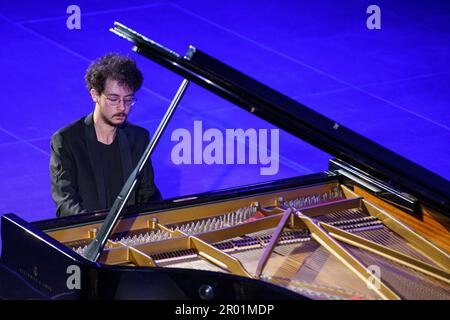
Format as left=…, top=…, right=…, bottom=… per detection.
left=47, top=182, right=450, bottom=300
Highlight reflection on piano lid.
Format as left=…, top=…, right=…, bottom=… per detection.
left=0, top=23, right=449, bottom=300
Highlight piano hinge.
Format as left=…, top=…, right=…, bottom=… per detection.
left=328, top=158, right=421, bottom=216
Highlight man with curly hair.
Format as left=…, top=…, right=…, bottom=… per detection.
left=50, top=53, right=161, bottom=217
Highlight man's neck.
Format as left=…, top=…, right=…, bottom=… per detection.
left=93, top=110, right=117, bottom=145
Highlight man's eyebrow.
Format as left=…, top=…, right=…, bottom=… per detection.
left=104, top=93, right=134, bottom=97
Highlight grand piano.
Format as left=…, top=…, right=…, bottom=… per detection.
left=0, top=23, right=449, bottom=300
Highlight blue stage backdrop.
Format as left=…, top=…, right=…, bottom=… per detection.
left=0, top=1, right=449, bottom=253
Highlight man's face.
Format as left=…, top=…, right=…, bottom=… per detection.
left=92, top=78, right=134, bottom=127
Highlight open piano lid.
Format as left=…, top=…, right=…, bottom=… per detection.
left=110, top=22, right=450, bottom=216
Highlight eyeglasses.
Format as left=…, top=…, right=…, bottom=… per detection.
left=102, top=94, right=137, bottom=107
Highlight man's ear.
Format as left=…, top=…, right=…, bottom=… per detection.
left=90, top=89, right=99, bottom=103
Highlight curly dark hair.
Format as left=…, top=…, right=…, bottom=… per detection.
left=85, top=53, right=143, bottom=94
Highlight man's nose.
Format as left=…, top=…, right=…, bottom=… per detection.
left=117, top=100, right=126, bottom=111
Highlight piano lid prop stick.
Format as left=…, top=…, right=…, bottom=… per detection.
left=84, top=79, right=191, bottom=262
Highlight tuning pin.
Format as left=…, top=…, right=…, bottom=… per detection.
left=193, top=221, right=200, bottom=233
left=238, top=209, right=244, bottom=221
left=204, top=218, right=211, bottom=231
left=244, top=208, right=250, bottom=220
left=231, top=212, right=236, bottom=225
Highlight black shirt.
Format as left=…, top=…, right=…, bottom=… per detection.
left=96, top=137, right=124, bottom=209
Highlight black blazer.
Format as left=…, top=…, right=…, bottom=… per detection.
left=50, top=113, right=161, bottom=217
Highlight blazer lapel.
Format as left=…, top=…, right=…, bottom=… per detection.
left=84, top=113, right=107, bottom=209
left=117, top=126, right=136, bottom=206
